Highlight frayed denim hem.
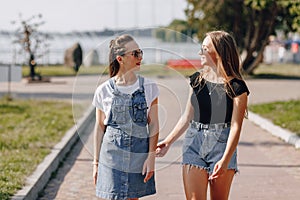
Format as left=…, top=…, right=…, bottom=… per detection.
left=207, top=168, right=239, bottom=176
left=232, top=168, right=240, bottom=175
left=182, top=163, right=210, bottom=174
left=182, top=163, right=239, bottom=175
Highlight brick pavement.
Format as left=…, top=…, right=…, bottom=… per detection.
left=3, top=76, right=300, bottom=199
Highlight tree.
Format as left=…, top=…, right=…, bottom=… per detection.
left=12, top=13, right=49, bottom=80
left=154, top=19, right=199, bottom=42
left=178, top=0, right=300, bottom=74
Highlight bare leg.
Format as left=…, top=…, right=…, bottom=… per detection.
left=209, top=169, right=235, bottom=200
left=182, top=165, right=209, bottom=200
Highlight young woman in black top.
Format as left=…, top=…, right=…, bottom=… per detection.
left=156, top=30, right=249, bottom=200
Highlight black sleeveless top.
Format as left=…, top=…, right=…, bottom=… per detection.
left=189, top=72, right=250, bottom=124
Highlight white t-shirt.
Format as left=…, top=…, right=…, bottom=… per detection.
left=92, top=76, right=159, bottom=125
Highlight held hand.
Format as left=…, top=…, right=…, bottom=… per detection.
left=208, top=160, right=227, bottom=181
left=142, top=155, right=155, bottom=183
left=93, top=164, right=98, bottom=185
left=156, top=141, right=170, bottom=157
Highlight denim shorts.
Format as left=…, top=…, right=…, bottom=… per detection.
left=182, top=121, right=238, bottom=174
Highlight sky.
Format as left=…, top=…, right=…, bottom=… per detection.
left=1, top=0, right=187, bottom=33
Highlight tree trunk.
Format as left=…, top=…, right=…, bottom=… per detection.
left=242, top=49, right=264, bottom=75
left=29, top=53, right=37, bottom=80
left=242, top=2, right=279, bottom=74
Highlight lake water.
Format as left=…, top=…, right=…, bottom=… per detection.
left=1, top=31, right=297, bottom=66
left=0, top=31, right=201, bottom=66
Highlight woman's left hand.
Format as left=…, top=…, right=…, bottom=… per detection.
left=208, top=160, right=227, bottom=181
left=142, top=155, right=155, bottom=183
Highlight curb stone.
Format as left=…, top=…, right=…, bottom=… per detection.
left=11, top=106, right=95, bottom=200
left=248, top=111, right=300, bottom=149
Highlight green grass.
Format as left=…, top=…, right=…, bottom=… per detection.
left=249, top=100, right=300, bottom=136
left=0, top=98, right=74, bottom=200
left=22, top=63, right=300, bottom=78
left=251, top=63, right=300, bottom=79
left=249, top=63, right=300, bottom=136
left=22, top=65, right=108, bottom=77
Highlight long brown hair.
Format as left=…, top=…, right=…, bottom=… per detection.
left=108, top=34, right=134, bottom=77
left=192, top=31, right=244, bottom=90
left=208, top=30, right=248, bottom=118
left=206, top=30, right=243, bottom=81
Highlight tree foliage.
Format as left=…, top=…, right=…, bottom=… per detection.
left=154, top=19, right=198, bottom=42
left=168, top=0, right=300, bottom=74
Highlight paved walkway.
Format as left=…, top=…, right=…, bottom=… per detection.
left=2, top=75, right=300, bottom=199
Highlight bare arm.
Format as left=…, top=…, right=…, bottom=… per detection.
left=148, top=98, right=159, bottom=152
left=93, top=108, right=106, bottom=185
left=156, top=88, right=194, bottom=156
left=223, top=93, right=248, bottom=164
left=209, top=92, right=248, bottom=180
left=143, top=97, right=159, bottom=182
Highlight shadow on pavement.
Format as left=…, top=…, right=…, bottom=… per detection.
left=239, top=163, right=300, bottom=168
left=239, top=141, right=291, bottom=147
left=250, top=74, right=300, bottom=80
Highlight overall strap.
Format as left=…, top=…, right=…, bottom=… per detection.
left=109, top=77, right=118, bottom=92
left=138, top=76, right=144, bottom=90
left=109, top=77, right=115, bottom=89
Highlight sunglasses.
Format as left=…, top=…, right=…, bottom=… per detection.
left=125, top=49, right=143, bottom=58
left=198, top=46, right=209, bottom=55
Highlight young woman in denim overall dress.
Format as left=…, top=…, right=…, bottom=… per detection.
left=92, top=35, right=159, bottom=200
left=156, top=31, right=249, bottom=200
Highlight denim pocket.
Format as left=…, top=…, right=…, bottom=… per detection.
left=111, top=104, right=126, bottom=124
left=183, top=128, right=199, bottom=154
left=185, top=128, right=197, bottom=138
left=133, top=102, right=147, bottom=122
left=213, top=128, right=229, bottom=143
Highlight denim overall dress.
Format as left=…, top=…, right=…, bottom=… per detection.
left=96, top=76, right=156, bottom=199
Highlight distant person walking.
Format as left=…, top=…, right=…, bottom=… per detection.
left=278, top=44, right=286, bottom=63
left=156, top=30, right=249, bottom=200
left=291, top=42, right=299, bottom=63
left=92, top=34, right=159, bottom=200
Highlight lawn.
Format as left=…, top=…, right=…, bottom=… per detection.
left=0, top=98, right=74, bottom=200
left=249, top=63, right=300, bottom=136
left=22, top=63, right=300, bottom=78
left=22, top=65, right=106, bottom=77
left=249, top=100, right=300, bottom=136
left=251, top=63, right=300, bottom=78
left=21, top=64, right=198, bottom=77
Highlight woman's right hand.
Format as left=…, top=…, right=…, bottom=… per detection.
left=93, top=164, right=98, bottom=185
left=156, top=141, right=170, bottom=157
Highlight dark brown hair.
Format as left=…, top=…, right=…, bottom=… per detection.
left=108, top=34, right=134, bottom=77
left=207, top=31, right=248, bottom=118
